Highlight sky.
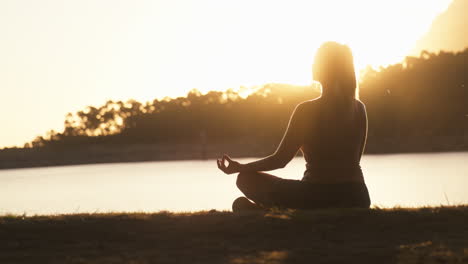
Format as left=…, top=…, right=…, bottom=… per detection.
left=0, top=0, right=453, bottom=148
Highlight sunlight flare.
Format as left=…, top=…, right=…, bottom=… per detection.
left=0, top=0, right=454, bottom=147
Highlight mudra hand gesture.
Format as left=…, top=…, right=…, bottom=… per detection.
left=217, top=154, right=242, bottom=174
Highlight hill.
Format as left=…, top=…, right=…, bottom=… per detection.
left=412, top=0, right=468, bottom=55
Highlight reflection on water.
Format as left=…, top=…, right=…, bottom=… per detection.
left=0, top=152, right=467, bottom=215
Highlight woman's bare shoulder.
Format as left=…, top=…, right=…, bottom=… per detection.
left=291, top=99, right=321, bottom=122
left=297, top=98, right=321, bottom=110
left=355, top=99, right=367, bottom=112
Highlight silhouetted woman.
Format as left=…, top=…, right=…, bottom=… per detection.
left=217, top=42, right=371, bottom=211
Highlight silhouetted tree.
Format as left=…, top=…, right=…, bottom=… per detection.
left=31, top=48, right=468, bottom=153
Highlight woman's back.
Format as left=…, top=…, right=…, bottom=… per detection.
left=300, top=97, right=367, bottom=183
left=218, top=41, right=371, bottom=210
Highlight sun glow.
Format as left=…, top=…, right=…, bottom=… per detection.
left=0, top=0, right=454, bottom=147
left=127, top=0, right=452, bottom=97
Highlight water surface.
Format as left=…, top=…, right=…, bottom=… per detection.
left=1, top=152, right=467, bottom=215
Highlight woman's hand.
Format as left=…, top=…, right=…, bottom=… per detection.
left=217, top=154, right=242, bottom=174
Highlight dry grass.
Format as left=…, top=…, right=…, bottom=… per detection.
left=1, top=206, right=467, bottom=263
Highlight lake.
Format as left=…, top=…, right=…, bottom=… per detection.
left=0, top=152, right=467, bottom=215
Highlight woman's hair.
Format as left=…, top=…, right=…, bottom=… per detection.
left=313, top=42, right=358, bottom=100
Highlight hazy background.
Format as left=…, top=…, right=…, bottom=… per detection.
left=2, top=0, right=466, bottom=148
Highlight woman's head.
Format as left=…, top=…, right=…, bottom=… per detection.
left=313, top=42, right=357, bottom=99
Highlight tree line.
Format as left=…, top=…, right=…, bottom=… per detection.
left=26, top=48, right=468, bottom=153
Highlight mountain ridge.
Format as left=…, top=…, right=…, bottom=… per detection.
left=412, top=0, right=468, bottom=55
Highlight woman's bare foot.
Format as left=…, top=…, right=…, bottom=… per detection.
left=232, top=197, right=264, bottom=213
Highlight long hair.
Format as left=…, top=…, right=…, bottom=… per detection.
left=313, top=42, right=358, bottom=101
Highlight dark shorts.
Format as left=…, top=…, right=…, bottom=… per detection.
left=236, top=172, right=371, bottom=209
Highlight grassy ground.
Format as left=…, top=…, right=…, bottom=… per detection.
left=1, top=206, right=467, bottom=264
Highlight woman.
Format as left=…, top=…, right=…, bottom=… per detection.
left=217, top=42, right=371, bottom=211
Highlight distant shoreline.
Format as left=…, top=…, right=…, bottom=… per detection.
left=1, top=141, right=467, bottom=170
left=0, top=142, right=273, bottom=170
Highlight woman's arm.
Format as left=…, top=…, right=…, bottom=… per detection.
left=358, top=101, right=368, bottom=159
left=217, top=103, right=306, bottom=175
left=239, top=103, right=306, bottom=172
